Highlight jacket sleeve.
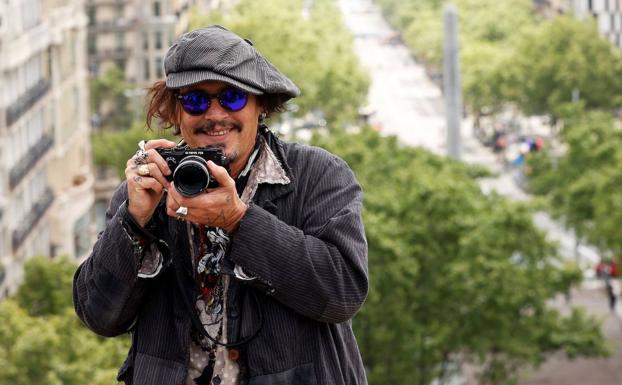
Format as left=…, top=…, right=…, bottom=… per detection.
left=229, top=150, right=368, bottom=324
left=73, top=181, right=160, bottom=337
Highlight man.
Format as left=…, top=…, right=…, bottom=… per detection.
left=73, top=25, right=368, bottom=385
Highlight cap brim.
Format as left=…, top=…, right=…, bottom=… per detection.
left=166, top=70, right=264, bottom=95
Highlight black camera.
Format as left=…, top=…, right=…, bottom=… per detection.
left=156, top=147, right=230, bottom=197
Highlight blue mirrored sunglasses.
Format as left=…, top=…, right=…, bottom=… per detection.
left=176, top=87, right=248, bottom=115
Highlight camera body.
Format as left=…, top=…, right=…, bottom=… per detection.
left=156, top=147, right=229, bottom=197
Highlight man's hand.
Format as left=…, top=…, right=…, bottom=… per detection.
left=166, top=160, right=248, bottom=233
left=126, top=139, right=177, bottom=227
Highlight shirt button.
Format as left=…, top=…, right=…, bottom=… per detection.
left=228, top=348, right=240, bottom=361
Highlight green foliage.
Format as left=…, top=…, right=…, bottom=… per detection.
left=189, top=0, right=369, bottom=127
left=312, top=128, right=609, bottom=385
left=91, top=122, right=176, bottom=179
left=15, top=256, right=75, bottom=316
left=376, top=0, right=537, bottom=115
left=376, top=1, right=622, bottom=118
left=0, top=257, right=129, bottom=385
left=508, top=16, right=622, bottom=116
left=90, top=64, right=135, bottom=130
left=527, top=105, right=622, bottom=254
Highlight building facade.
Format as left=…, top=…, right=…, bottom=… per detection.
left=85, top=0, right=233, bottom=85
left=0, top=0, right=95, bottom=297
left=570, top=0, right=622, bottom=48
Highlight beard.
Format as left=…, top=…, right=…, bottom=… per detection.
left=192, top=119, right=242, bottom=162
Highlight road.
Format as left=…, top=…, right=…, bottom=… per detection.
left=338, top=0, right=601, bottom=267
left=338, top=0, right=622, bottom=383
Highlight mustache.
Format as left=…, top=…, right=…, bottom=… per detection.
left=193, top=120, right=242, bottom=134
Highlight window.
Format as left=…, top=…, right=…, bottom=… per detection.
left=143, top=31, right=149, bottom=50
left=74, top=213, right=91, bottom=258
left=155, top=31, right=162, bottom=50
left=116, top=32, right=124, bottom=50
left=144, top=58, right=150, bottom=81
left=115, top=59, right=126, bottom=73
left=86, top=6, right=96, bottom=25
left=94, top=200, right=108, bottom=234
left=153, top=1, right=161, bottom=16
left=155, top=57, right=163, bottom=78
left=88, top=35, right=97, bottom=55
left=115, top=4, right=124, bottom=19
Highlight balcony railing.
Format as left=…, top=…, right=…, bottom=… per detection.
left=85, top=0, right=129, bottom=5
left=88, top=18, right=138, bottom=33
left=5, top=79, right=51, bottom=126
left=9, top=134, right=54, bottom=190
left=12, top=188, right=54, bottom=252
left=95, top=47, right=132, bottom=61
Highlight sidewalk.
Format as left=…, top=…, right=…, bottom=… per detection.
left=519, top=284, right=622, bottom=385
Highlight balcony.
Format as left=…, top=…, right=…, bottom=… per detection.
left=88, top=18, right=138, bottom=33
left=94, top=47, right=132, bottom=61
left=5, top=79, right=51, bottom=126
left=9, top=134, right=54, bottom=190
left=12, top=188, right=54, bottom=252
left=85, top=0, right=130, bottom=5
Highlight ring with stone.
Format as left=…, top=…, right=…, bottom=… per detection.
left=133, top=149, right=149, bottom=165
left=137, top=164, right=151, bottom=176
left=176, top=206, right=188, bottom=217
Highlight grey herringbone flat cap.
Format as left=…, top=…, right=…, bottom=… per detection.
left=164, top=25, right=300, bottom=99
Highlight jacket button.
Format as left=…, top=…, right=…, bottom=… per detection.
left=228, top=348, right=240, bottom=361
left=230, top=308, right=240, bottom=319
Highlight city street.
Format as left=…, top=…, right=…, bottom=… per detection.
left=338, top=0, right=622, bottom=383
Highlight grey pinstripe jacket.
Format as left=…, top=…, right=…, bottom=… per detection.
left=73, top=131, right=368, bottom=385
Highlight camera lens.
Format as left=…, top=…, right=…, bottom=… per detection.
left=173, top=156, right=210, bottom=197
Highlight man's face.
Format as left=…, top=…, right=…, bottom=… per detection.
left=177, top=80, right=263, bottom=177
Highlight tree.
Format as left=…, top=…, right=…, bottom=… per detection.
left=312, top=128, right=609, bottom=385
left=375, top=0, right=537, bottom=115
left=15, top=256, right=76, bottom=316
left=0, top=257, right=129, bottom=385
left=91, top=121, right=176, bottom=179
left=189, top=0, right=369, bottom=128
left=527, top=105, right=622, bottom=255
left=508, top=16, right=622, bottom=117
left=90, top=64, right=135, bottom=131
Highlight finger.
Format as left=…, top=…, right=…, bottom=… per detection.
left=130, top=176, right=161, bottom=196
left=126, top=157, right=139, bottom=169
left=144, top=139, right=177, bottom=151
left=142, top=163, right=171, bottom=189
left=167, top=182, right=189, bottom=206
left=146, top=149, right=172, bottom=176
left=165, top=190, right=185, bottom=217
left=133, top=176, right=165, bottom=195
left=207, top=160, right=234, bottom=188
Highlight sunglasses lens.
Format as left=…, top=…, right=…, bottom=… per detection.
left=180, top=91, right=209, bottom=115
left=219, top=88, right=248, bottom=111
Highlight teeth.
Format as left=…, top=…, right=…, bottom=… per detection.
left=206, top=129, right=230, bottom=136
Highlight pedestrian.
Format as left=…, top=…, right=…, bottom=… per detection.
left=73, top=25, right=369, bottom=385
left=609, top=277, right=620, bottom=313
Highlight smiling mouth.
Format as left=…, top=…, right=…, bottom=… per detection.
left=205, top=129, right=230, bottom=137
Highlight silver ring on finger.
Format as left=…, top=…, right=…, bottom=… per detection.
left=175, top=206, right=188, bottom=218
left=133, top=149, right=149, bottom=165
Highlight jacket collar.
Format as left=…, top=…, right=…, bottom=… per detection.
left=241, top=130, right=294, bottom=206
